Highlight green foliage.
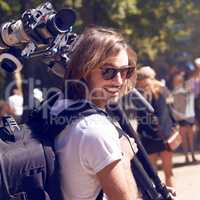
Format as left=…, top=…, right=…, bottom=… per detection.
left=60, top=0, right=199, bottom=62
left=0, top=0, right=10, bottom=12
left=0, top=0, right=199, bottom=70
left=0, top=0, right=199, bottom=100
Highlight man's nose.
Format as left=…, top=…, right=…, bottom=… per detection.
left=113, top=72, right=123, bottom=85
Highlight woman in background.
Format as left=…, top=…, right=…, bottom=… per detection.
left=135, top=66, right=175, bottom=188
left=171, top=71, right=197, bottom=163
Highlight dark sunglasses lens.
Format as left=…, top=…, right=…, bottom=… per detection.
left=102, top=68, right=117, bottom=80
left=126, top=68, right=135, bottom=78
left=101, top=67, right=135, bottom=80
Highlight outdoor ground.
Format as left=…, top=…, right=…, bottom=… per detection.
left=158, top=152, right=200, bottom=200
left=129, top=118, right=200, bottom=200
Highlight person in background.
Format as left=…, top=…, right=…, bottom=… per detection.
left=33, top=88, right=43, bottom=107
left=193, top=58, right=200, bottom=150
left=171, top=70, right=197, bottom=163
left=135, top=66, right=175, bottom=188
left=33, top=88, right=43, bottom=103
left=8, top=86, right=23, bottom=123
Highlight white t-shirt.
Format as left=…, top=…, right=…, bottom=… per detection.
left=8, top=94, right=23, bottom=116
left=54, top=99, right=122, bottom=200
left=172, top=86, right=195, bottom=120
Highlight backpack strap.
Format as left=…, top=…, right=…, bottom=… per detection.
left=57, top=100, right=107, bottom=124
left=0, top=116, right=21, bottom=142
left=28, top=93, right=107, bottom=141
left=96, top=190, right=103, bottom=200
left=44, top=99, right=107, bottom=140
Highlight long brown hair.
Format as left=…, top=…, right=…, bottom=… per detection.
left=136, top=68, right=163, bottom=100
left=65, top=26, right=137, bottom=100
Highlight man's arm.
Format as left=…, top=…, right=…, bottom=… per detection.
left=97, top=160, right=135, bottom=200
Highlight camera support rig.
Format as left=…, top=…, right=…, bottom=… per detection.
left=0, top=1, right=77, bottom=77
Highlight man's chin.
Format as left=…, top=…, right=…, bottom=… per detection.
left=108, top=95, right=120, bottom=104
left=90, top=92, right=120, bottom=107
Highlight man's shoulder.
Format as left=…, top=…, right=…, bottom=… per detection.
left=50, top=98, right=111, bottom=132
left=75, top=113, right=110, bottom=130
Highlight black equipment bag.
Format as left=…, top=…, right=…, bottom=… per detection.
left=0, top=117, right=57, bottom=200
left=0, top=93, right=106, bottom=200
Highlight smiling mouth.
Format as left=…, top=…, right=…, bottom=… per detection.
left=104, top=87, right=121, bottom=94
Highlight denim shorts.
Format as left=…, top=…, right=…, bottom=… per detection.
left=179, top=117, right=195, bottom=126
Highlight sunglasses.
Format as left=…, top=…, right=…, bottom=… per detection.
left=100, top=65, right=135, bottom=80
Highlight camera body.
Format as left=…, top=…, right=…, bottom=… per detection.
left=0, top=1, right=77, bottom=77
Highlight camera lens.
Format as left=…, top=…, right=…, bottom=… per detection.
left=0, top=52, right=23, bottom=72
left=54, top=9, right=76, bottom=32
left=47, top=9, right=76, bottom=35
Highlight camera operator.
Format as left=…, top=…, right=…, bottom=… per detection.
left=53, top=26, right=139, bottom=200
left=0, top=3, right=178, bottom=198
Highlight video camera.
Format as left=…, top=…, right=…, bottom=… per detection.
left=0, top=1, right=77, bottom=78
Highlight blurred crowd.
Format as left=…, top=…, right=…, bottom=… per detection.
left=0, top=86, right=43, bottom=123
left=130, top=56, right=200, bottom=189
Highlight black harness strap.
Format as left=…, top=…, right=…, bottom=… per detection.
left=96, top=190, right=103, bottom=200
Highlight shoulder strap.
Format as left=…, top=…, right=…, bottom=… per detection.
left=0, top=116, right=21, bottom=142
left=49, top=100, right=107, bottom=138
left=96, top=190, right=103, bottom=200
left=28, top=95, right=107, bottom=141
left=58, top=100, right=106, bottom=121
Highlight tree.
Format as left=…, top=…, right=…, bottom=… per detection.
left=0, top=0, right=200, bottom=99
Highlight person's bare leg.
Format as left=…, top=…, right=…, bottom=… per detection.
left=187, top=125, right=197, bottom=162
left=160, top=151, right=175, bottom=188
left=180, top=125, right=189, bottom=163
left=148, top=153, right=159, bottom=170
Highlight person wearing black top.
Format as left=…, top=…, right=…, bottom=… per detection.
left=136, top=67, right=175, bottom=188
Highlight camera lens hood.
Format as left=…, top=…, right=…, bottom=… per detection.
left=0, top=53, right=23, bottom=72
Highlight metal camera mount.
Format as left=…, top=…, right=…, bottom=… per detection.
left=0, top=1, right=77, bottom=78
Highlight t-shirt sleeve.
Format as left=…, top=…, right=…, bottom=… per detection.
left=79, top=115, right=122, bottom=174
